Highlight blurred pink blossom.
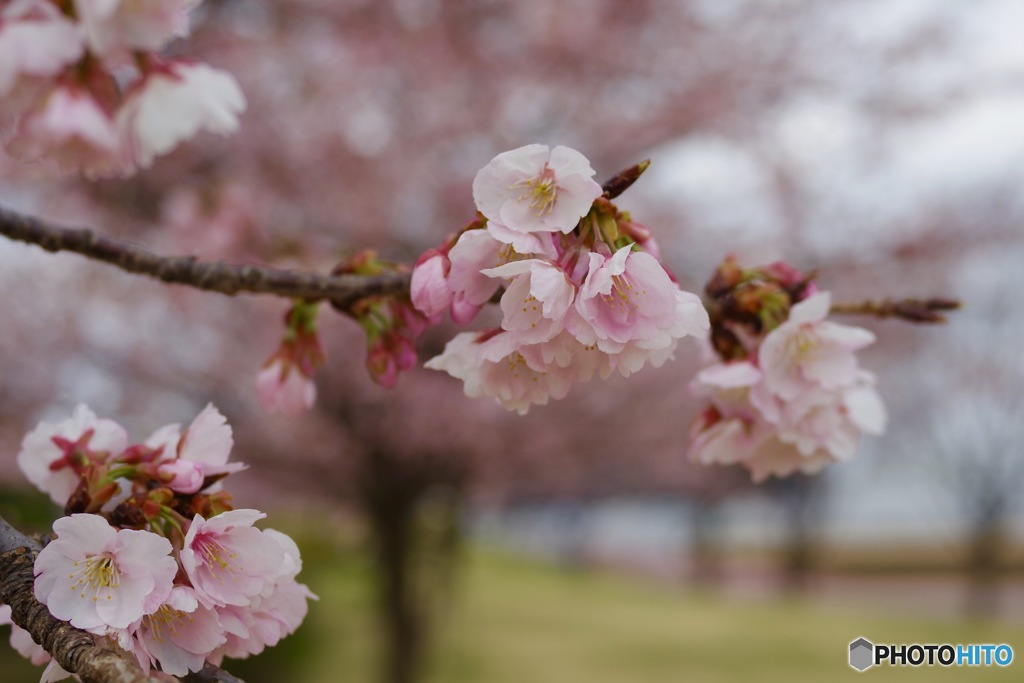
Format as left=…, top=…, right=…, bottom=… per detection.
left=758, top=292, right=876, bottom=400
left=6, top=85, right=126, bottom=177
left=73, top=0, right=197, bottom=56
left=118, top=61, right=246, bottom=168
left=0, top=0, right=83, bottom=125
left=256, top=357, right=317, bottom=416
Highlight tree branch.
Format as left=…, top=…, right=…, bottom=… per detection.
left=830, top=297, right=962, bottom=323
left=0, top=515, right=244, bottom=683
left=0, top=204, right=410, bottom=312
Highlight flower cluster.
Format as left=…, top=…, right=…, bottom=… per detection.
left=6, top=404, right=315, bottom=678
left=412, top=144, right=710, bottom=413
left=0, top=0, right=245, bottom=177
left=688, top=258, right=886, bottom=481
left=335, top=251, right=430, bottom=389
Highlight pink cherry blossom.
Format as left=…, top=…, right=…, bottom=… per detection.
left=525, top=330, right=615, bottom=382
left=425, top=330, right=576, bottom=414
left=758, top=291, right=876, bottom=400
left=178, top=404, right=240, bottom=472
left=148, top=404, right=246, bottom=485
left=688, top=409, right=766, bottom=468
left=211, top=528, right=316, bottom=661
left=410, top=249, right=453, bottom=318
left=73, top=0, right=197, bottom=56
left=472, top=143, right=602, bottom=234
left=118, top=61, right=246, bottom=168
left=483, top=259, right=576, bottom=345
left=689, top=340, right=887, bottom=481
left=180, top=509, right=286, bottom=608
left=568, top=246, right=709, bottom=353
left=17, top=404, right=128, bottom=506
left=485, top=220, right=559, bottom=258
left=256, top=358, right=317, bottom=416
left=743, top=437, right=833, bottom=483
left=34, top=514, right=176, bottom=633
left=687, top=360, right=768, bottom=465
left=119, top=586, right=225, bottom=677
left=445, top=229, right=506, bottom=324
left=771, top=373, right=887, bottom=461
left=0, top=0, right=83, bottom=125
left=6, top=85, right=126, bottom=177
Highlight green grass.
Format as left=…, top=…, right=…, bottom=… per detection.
left=4, top=544, right=1024, bottom=682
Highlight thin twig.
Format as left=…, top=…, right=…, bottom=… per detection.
left=830, top=298, right=962, bottom=323
left=0, top=515, right=244, bottom=683
left=0, top=204, right=410, bottom=312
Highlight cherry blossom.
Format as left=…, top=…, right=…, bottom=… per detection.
left=0, top=0, right=84, bottom=125
left=425, top=330, right=576, bottom=414
left=211, top=528, right=317, bottom=661
left=689, top=282, right=887, bottom=481
left=569, top=246, right=700, bottom=352
left=180, top=509, right=286, bottom=608
left=34, top=514, right=177, bottom=633
left=484, top=259, right=576, bottom=345
left=119, top=586, right=224, bottom=676
left=17, top=404, right=128, bottom=506
left=145, top=404, right=246, bottom=488
left=472, top=144, right=603, bottom=235
left=768, top=373, right=888, bottom=461
left=73, top=0, right=198, bottom=56
left=118, top=61, right=246, bottom=169
left=445, top=228, right=507, bottom=324
left=758, top=291, right=876, bottom=400
left=6, top=85, right=126, bottom=177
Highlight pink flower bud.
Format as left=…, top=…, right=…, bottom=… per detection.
left=366, top=342, right=399, bottom=388
left=157, top=459, right=205, bottom=494
left=256, top=359, right=316, bottom=417
left=410, top=249, right=452, bottom=318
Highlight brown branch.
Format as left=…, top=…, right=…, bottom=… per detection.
left=0, top=163, right=650, bottom=312
left=830, top=297, right=962, bottom=323
left=0, top=515, right=244, bottom=683
left=0, top=204, right=410, bottom=312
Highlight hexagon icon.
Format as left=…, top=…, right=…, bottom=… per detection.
left=849, top=637, right=874, bottom=671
